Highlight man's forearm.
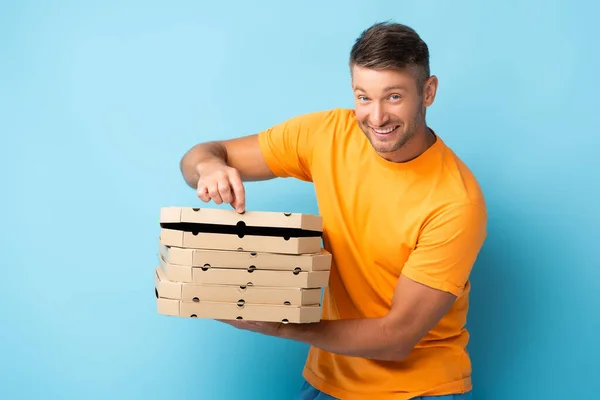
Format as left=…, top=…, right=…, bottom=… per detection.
left=179, top=142, right=228, bottom=188
left=278, top=317, right=408, bottom=361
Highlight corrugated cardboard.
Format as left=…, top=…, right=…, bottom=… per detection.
left=158, top=254, right=330, bottom=288
left=154, top=268, right=322, bottom=306
left=160, top=206, right=322, bottom=232
left=158, top=241, right=331, bottom=272
left=159, top=228, right=322, bottom=255
left=155, top=206, right=327, bottom=324
left=156, top=297, right=323, bottom=323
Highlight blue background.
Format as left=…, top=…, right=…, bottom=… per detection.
left=2, top=1, right=598, bottom=399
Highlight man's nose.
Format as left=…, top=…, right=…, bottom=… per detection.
left=370, top=103, right=386, bottom=126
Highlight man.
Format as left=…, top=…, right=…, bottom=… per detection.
left=179, top=21, right=486, bottom=400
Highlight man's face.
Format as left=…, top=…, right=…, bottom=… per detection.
left=351, top=65, right=427, bottom=156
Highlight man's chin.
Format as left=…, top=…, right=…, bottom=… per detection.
left=373, top=145, right=400, bottom=155
left=366, top=134, right=402, bottom=152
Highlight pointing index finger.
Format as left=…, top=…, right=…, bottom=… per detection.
left=229, top=175, right=246, bottom=213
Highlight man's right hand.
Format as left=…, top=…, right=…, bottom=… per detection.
left=180, top=135, right=274, bottom=211
left=196, top=161, right=246, bottom=213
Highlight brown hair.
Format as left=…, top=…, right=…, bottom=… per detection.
left=349, top=21, right=430, bottom=93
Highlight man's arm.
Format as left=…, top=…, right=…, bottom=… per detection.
left=226, top=203, right=487, bottom=361
left=179, top=134, right=276, bottom=212
left=278, top=275, right=456, bottom=361
left=180, top=134, right=276, bottom=187
left=180, top=110, right=331, bottom=210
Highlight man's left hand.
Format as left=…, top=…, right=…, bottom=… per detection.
left=217, top=319, right=284, bottom=337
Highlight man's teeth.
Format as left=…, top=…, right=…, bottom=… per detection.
left=373, top=126, right=397, bottom=134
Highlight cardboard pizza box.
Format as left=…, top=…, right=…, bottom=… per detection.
left=159, top=228, right=322, bottom=255
left=158, top=206, right=324, bottom=255
left=158, top=253, right=330, bottom=288
left=160, top=206, right=322, bottom=232
left=158, top=241, right=331, bottom=272
left=154, top=268, right=322, bottom=306
left=156, top=297, right=323, bottom=323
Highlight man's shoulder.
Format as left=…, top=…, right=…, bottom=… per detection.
left=297, top=107, right=355, bottom=118
left=287, top=107, right=355, bottom=129
left=433, top=137, right=487, bottom=213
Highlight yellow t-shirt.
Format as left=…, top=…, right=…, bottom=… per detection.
left=257, top=108, right=487, bottom=400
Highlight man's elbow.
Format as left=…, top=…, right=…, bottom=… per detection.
left=375, top=343, right=412, bottom=362
left=377, top=318, right=419, bottom=362
left=371, top=328, right=415, bottom=361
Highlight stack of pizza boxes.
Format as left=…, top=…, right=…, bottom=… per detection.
left=154, top=207, right=332, bottom=324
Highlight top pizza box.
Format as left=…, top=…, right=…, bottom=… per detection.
left=160, top=206, right=323, bottom=233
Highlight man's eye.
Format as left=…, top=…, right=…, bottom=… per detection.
left=358, top=96, right=369, bottom=101
left=389, top=94, right=401, bottom=100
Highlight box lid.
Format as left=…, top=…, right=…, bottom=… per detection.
left=156, top=298, right=322, bottom=323
left=158, top=240, right=331, bottom=271
left=159, top=228, right=322, bottom=255
left=158, top=253, right=330, bottom=288
left=154, top=267, right=322, bottom=306
left=159, top=206, right=323, bottom=238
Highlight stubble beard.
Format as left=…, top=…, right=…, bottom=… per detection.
left=360, top=106, right=425, bottom=154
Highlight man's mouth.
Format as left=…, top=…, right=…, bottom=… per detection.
left=370, top=125, right=399, bottom=136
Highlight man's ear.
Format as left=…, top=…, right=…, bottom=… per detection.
left=423, top=75, right=439, bottom=107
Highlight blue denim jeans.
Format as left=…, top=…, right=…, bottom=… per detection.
left=294, top=379, right=473, bottom=400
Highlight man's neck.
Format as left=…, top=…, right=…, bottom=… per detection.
left=382, top=125, right=436, bottom=163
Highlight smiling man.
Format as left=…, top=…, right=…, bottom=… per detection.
left=179, top=22, right=487, bottom=400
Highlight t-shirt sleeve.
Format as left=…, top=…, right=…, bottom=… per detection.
left=401, top=204, right=488, bottom=297
left=257, top=110, right=332, bottom=182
